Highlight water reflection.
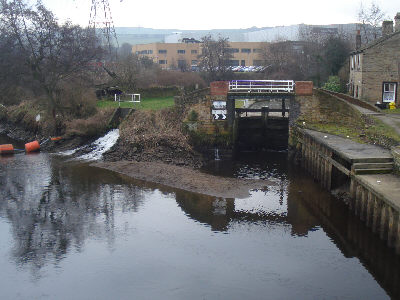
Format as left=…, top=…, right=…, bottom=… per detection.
left=0, top=144, right=399, bottom=299
left=0, top=154, right=146, bottom=274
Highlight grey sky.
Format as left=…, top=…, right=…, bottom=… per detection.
left=38, top=0, right=399, bottom=29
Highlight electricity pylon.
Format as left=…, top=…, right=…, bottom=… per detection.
left=89, top=0, right=119, bottom=57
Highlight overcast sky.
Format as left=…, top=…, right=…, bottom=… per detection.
left=37, top=0, right=399, bottom=30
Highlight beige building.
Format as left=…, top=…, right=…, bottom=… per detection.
left=349, top=14, right=400, bottom=105
left=132, top=41, right=268, bottom=70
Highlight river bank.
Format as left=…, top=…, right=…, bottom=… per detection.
left=92, top=160, right=274, bottom=198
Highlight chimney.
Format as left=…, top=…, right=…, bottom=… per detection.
left=382, top=20, right=394, bottom=36
left=356, top=30, right=361, bottom=50
left=395, top=13, right=400, bottom=32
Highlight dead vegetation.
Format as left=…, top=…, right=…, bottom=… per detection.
left=106, top=107, right=203, bottom=167
left=65, top=108, right=114, bottom=138
left=120, top=108, right=191, bottom=151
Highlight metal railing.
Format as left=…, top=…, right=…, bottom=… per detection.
left=114, top=93, right=141, bottom=107
left=229, top=80, right=295, bottom=93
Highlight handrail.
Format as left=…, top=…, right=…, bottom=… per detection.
left=229, top=80, right=295, bottom=93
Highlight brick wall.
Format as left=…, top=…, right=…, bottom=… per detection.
left=210, top=81, right=229, bottom=96
left=295, top=81, right=313, bottom=96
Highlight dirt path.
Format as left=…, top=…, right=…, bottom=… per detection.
left=92, top=160, right=275, bottom=198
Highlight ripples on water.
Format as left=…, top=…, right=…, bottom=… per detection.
left=0, top=135, right=399, bottom=299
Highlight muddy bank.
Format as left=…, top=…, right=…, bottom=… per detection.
left=92, top=160, right=275, bottom=198
left=103, top=139, right=204, bottom=168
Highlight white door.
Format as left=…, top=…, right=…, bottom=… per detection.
left=382, top=83, right=397, bottom=102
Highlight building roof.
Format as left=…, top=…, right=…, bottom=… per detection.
left=351, top=30, right=400, bottom=54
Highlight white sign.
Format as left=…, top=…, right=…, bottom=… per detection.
left=212, top=110, right=227, bottom=120
left=212, top=101, right=227, bottom=120
left=212, top=101, right=226, bottom=109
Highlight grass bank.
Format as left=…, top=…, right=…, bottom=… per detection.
left=304, top=115, right=400, bottom=148
left=97, top=96, right=175, bottom=110
left=382, top=108, right=400, bottom=114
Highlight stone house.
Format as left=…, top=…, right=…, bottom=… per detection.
left=349, top=13, right=400, bottom=105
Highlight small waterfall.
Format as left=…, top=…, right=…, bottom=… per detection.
left=78, top=129, right=119, bottom=161
left=214, top=147, right=221, bottom=161
left=59, top=129, right=119, bottom=161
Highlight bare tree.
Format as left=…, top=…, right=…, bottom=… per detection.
left=0, top=0, right=103, bottom=116
left=358, top=2, right=386, bottom=44
left=198, top=35, right=233, bottom=81
left=108, top=54, right=158, bottom=91
left=118, top=42, right=134, bottom=58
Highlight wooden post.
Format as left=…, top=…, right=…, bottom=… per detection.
left=380, top=204, right=388, bottom=241
left=372, top=197, right=382, bottom=233
left=360, top=188, right=367, bottom=221
left=365, top=191, right=374, bottom=227
left=388, top=209, right=398, bottom=248
left=355, top=185, right=362, bottom=216
left=396, top=216, right=400, bottom=254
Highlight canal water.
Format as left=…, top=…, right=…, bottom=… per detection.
left=0, top=135, right=399, bottom=299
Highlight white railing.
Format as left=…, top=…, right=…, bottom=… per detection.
left=229, top=80, right=295, bottom=93
left=114, top=93, right=141, bottom=107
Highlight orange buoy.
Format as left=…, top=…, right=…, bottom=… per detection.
left=0, top=144, right=14, bottom=155
left=25, top=141, right=40, bottom=153
left=50, top=137, right=62, bottom=141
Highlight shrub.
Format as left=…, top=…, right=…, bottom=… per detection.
left=65, top=108, right=114, bottom=137
left=322, top=76, right=342, bottom=93
left=187, top=110, right=199, bottom=121
left=58, top=80, right=98, bottom=118
left=120, top=107, right=192, bottom=151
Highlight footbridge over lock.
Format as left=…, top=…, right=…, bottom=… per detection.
left=225, top=80, right=295, bottom=151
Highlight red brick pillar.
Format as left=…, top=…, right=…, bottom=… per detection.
left=210, top=81, right=229, bottom=96
left=295, top=81, right=313, bottom=96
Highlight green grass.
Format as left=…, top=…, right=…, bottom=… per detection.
left=382, top=108, right=400, bottom=114
left=97, top=96, right=175, bottom=110
left=235, top=100, right=246, bottom=108
left=302, top=117, right=400, bottom=147
left=367, top=116, right=400, bottom=144
left=305, top=123, right=365, bottom=143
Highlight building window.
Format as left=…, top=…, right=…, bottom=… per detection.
left=351, top=55, right=354, bottom=70
left=241, top=60, right=246, bottom=66
left=228, top=60, right=239, bottom=66
left=159, top=60, right=167, bottom=65
left=226, top=48, right=239, bottom=53
left=177, top=50, right=185, bottom=54
left=253, top=48, right=262, bottom=53
left=191, top=60, right=198, bottom=65
left=382, top=82, right=397, bottom=102
left=241, top=48, right=251, bottom=53
left=139, top=50, right=152, bottom=55
left=178, top=60, right=187, bottom=66
left=191, top=50, right=198, bottom=54
left=158, top=49, right=167, bottom=54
